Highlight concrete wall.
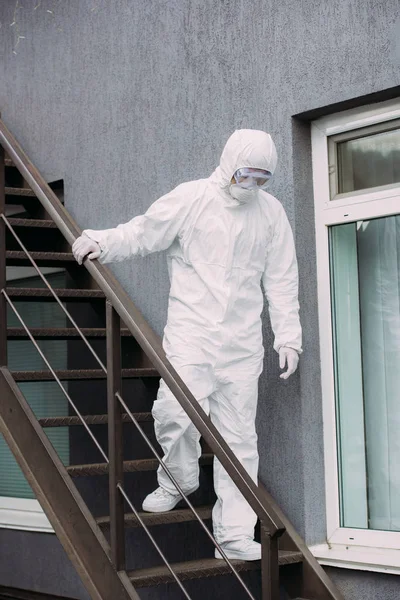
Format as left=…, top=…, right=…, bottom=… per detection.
left=0, top=1, right=399, bottom=598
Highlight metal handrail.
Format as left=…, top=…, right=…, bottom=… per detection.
left=0, top=117, right=285, bottom=536
left=2, top=216, right=256, bottom=598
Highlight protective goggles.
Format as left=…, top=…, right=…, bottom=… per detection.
left=233, top=168, right=272, bottom=190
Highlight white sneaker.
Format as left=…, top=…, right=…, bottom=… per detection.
left=142, top=485, right=198, bottom=513
left=215, top=538, right=261, bottom=561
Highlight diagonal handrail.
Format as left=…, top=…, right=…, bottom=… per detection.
left=0, top=116, right=285, bottom=537
left=1, top=219, right=257, bottom=599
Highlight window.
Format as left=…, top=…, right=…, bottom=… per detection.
left=0, top=270, right=69, bottom=532
left=311, top=99, right=400, bottom=573
left=328, top=119, right=400, bottom=198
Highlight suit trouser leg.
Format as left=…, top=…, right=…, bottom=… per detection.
left=152, top=378, right=210, bottom=494
left=209, top=376, right=259, bottom=544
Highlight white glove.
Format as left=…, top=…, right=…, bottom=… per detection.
left=279, top=347, right=299, bottom=380
left=72, top=235, right=101, bottom=265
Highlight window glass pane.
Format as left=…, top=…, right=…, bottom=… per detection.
left=329, top=223, right=368, bottom=528
left=330, top=214, right=400, bottom=531
left=337, top=127, right=400, bottom=193
left=0, top=273, right=69, bottom=500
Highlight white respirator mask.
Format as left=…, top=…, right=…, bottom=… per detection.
left=229, top=184, right=259, bottom=205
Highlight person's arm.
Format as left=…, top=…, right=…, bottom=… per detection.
left=73, top=184, right=190, bottom=264
left=262, top=204, right=302, bottom=377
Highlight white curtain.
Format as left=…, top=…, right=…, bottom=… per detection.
left=330, top=214, right=400, bottom=531
left=358, top=215, right=400, bottom=531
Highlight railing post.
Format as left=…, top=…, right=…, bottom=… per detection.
left=106, top=301, right=125, bottom=569
left=261, top=524, right=280, bottom=600
left=0, top=143, right=7, bottom=366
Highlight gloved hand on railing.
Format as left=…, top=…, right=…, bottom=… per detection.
left=279, top=346, right=299, bottom=380
left=72, top=234, right=101, bottom=265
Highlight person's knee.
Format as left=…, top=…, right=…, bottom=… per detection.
left=152, top=396, right=178, bottom=423
left=237, top=441, right=258, bottom=463
left=152, top=391, right=206, bottom=448
left=222, top=428, right=258, bottom=462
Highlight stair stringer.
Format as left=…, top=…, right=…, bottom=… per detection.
left=0, top=366, right=140, bottom=600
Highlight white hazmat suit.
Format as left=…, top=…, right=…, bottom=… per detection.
left=79, top=129, right=302, bottom=547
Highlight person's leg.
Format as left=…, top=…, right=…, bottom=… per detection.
left=152, top=377, right=209, bottom=495
left=143, top=359, right=215, bottom=512
left=209, top=376, right=259, bottom=547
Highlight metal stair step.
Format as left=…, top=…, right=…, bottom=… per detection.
left=0, top=585, right=78, bottom=599
left=97, top=506, right=213, bottom=529
left=6, top=288, right=105, bottom=302
left=128, top=551, right=303, bottom=588
left=67, top=454, right=213, bottom=477
left=7, top=218, right=57, bottom=228
left=6, top=250, right=75, bottom=266
left=39, top=413, right=153, bottom=427
left=7, top=327, right=131, bottom=340
left=11, top=368, right=159, bottom=381
left=5, top=186, right=37, bottom=198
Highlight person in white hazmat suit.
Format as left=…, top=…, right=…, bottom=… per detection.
left=72, top=129, right=302, bottom=561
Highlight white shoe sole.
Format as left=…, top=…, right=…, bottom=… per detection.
left=142, top=485, right=199, bottom=513
left=214, top=547, right=261, bottom=561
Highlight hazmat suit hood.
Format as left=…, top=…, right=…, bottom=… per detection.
left=210, top=129, right=278, bottom=205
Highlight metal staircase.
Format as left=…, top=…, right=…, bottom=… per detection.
left=0, top=117, right=344, bottom=600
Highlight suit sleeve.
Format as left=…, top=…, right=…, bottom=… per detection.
left=262, top=205, right=302, bottom=354
left=83, top=184, right=190, bottom=264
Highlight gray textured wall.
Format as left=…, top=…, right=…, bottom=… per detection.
left=327, top=567, right=400, bottom=600
left=0, top=1, right=399, bottom=599
left=0, top=529, right=90, bottom=599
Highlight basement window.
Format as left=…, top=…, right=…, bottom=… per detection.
left=0, top=270, right=69, bottom=532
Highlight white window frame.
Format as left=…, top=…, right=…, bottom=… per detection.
left=0, top=497, right=52, bottom=532
left=0, top=267, right=65, bottom=533
left=310, top=98, right=400, bottom=574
